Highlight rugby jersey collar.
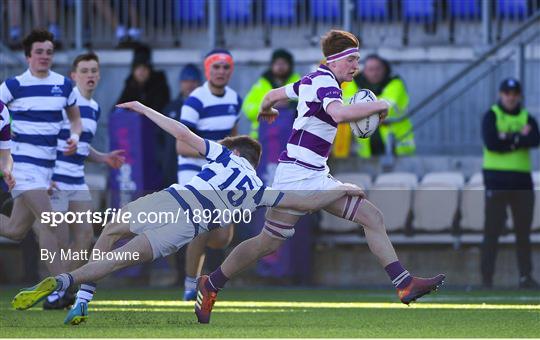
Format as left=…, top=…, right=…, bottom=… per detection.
left=25, top=68, right=51, bottom=80
left=203, top=81, right=227, bottom=98
left=238, top=154, right=255, bottom=172
left=317, top=64, right=337, bottom=81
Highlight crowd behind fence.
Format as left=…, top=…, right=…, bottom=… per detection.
left=1, top=0, right=539, bottom=49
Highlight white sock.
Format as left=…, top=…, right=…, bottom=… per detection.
left=75, top=283, right=97, bottom=305
left=47, top=290, right=65, bottom=303
left=184, top=276, right=197, bottom=291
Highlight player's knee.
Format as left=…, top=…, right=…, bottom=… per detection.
left=261, top=219, right=295, bottom=247
left=356, top=203, right=385, bottom=231
left=207, top=230, right=233, bottom=249
left=260, top=236, right=283, bottom=256
left=102, top=221, right=127, bottom=238
left=74, top=226, right=94, bottom=250
left=6, top=227, right=27, bottom=242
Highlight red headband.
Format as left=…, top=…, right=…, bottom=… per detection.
left=204, top=53, right=234, bottom=80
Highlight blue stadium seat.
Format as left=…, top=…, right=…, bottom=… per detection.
left=265, top=0, right=297, bottom=24
left=449, top=0, right=481, bottom=19
left=497, top=0, right=527, bottom=19
left=222, top=0, right=253, bottom=24
left=175, top=0, right=206, bottom=24
left=310, top=0, right=341, bottom=22
left=356, top=0, right=389, bottom=21
left=402, top=0, right=435, bottom=22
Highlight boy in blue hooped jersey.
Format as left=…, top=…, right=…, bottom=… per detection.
left=0, top=101, right=15, bottom=191
left=44, top=52, right=126, bottom=309
left=0, top=29, right=82, bottom=277
left=12, top=100, right=364, bottom=325
left=177, top=49, right=243, bottom=300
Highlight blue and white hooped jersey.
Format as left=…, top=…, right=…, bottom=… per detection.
left=0, top=101, right=11, bottom=150
left=52, top=87, right=100, bottom=185
left=177, top=82, right=242, bottom=179
left=168, top=140, right=283, bottom=232
left=0, top=69, right=77, bottom=168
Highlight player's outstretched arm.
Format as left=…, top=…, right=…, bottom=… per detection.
left=116, top=101, right=206, bottom=155
left=327, top=100, right=389, bottom=123
left=258, top=87, right=289, bottom=124
left=0, top=149, right=15, bottom=191
left=276, top=183, right=365, bottom=213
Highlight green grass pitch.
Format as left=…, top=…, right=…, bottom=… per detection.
left=1, top=287, right=539, bottom=338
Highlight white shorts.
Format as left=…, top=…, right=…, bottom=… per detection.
left=125, top=190, right=196, bottom=260
left=12, top=162, right=53, bottom=198
left=272, top=162, right=343, bottom=216
left=49, top=182, right=92, bottom=212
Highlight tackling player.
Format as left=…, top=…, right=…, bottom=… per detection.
left=11, top=100, right=365, bottom=325
left=193, top=30, right=445, bottom=324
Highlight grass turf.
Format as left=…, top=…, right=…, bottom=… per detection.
left=1, top=287, right=539, bottom=338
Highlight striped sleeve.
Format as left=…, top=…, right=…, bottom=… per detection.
left=96, top=105, right=102, bottom=121
left=285, top=80, right=300, bottom=99
left=65, top=79, right=77, bottom=107
left=314, top=77, right=342, bottom=111
left=204, top=139, right=229, bottom=161
left=180, top=96, right=203, bottom=129
left=0, top=80, right=15, bottom=104
left=0, top=104, right=11, bottom=149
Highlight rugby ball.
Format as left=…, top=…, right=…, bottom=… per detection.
left=349, top=89, right=380, bottom=138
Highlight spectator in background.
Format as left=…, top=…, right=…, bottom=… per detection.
left=6, top=0, right=62, bottom=48
left=117, top=44, right=170, bottom=190
left=342, top=54, right=414, bottom=158
left=92, top=0, right=141, bottom=47
left=481, top=78, right=540, bottom=289
left=6, top=0, right=23, bottom=48
left=117, top=44, right=170, bottom=113
left=243, top=49, right=300, bottom=140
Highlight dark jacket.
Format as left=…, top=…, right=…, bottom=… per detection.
left=117, top=70, right=170, bottom=112
left=160, top=95, right=185, bottom=187
left=117, top=69, right=171, bottom=187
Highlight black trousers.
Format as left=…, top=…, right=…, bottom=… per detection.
left=481, top=189, right=535, bottom=282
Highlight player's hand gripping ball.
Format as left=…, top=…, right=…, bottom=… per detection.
left=349, top=89, right=380, bottom=138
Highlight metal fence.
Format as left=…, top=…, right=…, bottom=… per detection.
left=400, top=11, right=540, bottom=155
left=1, top=0, right=539, bottom=49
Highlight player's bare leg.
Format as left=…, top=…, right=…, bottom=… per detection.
left=184, top=233, right=209, bottom=299
left=221, top=211, right=295, bottom=278
left=20, top=190, right=66, bottom=275
left=12, top=229, right=153, bottom=312
left=69, top=233, right=153, bottom=284
left=184, top=225, right=233, bottom=300
left=0, top=195, right=36, bottom=241
left=324, top=197, right=398, bottom=266
left=324, top=196, right=445, bottom=303
left=66, top=200, right=94, bottom=271
left=195, top=210, right=295, bottom=323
